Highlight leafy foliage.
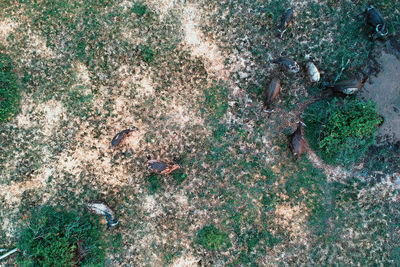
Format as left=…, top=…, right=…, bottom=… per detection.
left=172, top=170, right=187, bottom=185
left=0, top=54, right=20, bottom=123
left=132, top=2, right=147, bottom=17
left=304, top=97, right=382, bottom=165
left=17, top=205, right=105, bottom=267
left=138, top=45, right=154, bottom=63
left=146, top=173, right=162, bottom=194
left=197, top=225, right=231, bottom=250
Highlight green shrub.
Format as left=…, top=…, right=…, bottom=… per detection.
left=197, top=225, right=230, bottom=250
left=146, top=173, right=162, bottom=194
left=132, top=2, right=147, bottom=17
left=0, top=54, right=20, bottom=123
left=304, top=97, right=382, bottom=165
left=138, top=45, right=154, bottom=63
left=172, top=171, right=187, bottom=185
left=17, top=205, right=105, bottom=267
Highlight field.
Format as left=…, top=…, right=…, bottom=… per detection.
left=0, top=0, right=399, bottom=265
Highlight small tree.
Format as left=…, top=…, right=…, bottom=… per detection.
left=304, top=97, right=382, bottom=166
left=17, top=205, right=105, bottom=267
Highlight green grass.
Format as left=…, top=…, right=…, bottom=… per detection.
left=146, top=173, right=162, bottom=194
left=0, top=54, right=20, bottom=123
left=202, top=82, right=229, bottom=120
left=108, top=233, right=123, bottom=253
left=197, top=225, right=231, bottom=250
left=0, top=127, right=47, bottom=184
left=363, top=143, right=400, bottom=175
left=308, top=179, right=400, bottom=264
left=17, top=205, right=105, bottom=266
left=172, top=170, right=187, bottom=185
left=23, top=0, right=108, bottom=62
left=213, top=123, right=227, bottom=141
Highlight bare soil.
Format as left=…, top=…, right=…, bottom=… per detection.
left=360, top=34, right=400, bottom=144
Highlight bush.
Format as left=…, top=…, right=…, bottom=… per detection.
left=138, top=45, right=154, bottom=63
left=146, top=173, right=162, bottom=194
left=172, top=171, right=187, bottom=185
left=197, top=225, right=230, bottom=250
left=303, top=97, right=382, bottom=166
left=132, top=2, right=147, bottom=17
left=0, top=54, right=20, bottom=123
left=17, top=205, right=105, bottom=267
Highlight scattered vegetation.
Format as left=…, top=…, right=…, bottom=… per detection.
left=146, top=173, right=162, bottom=194
left=16, top=205, right=105, bottom=266
left=65, top=86, right=93, bottom=118
left=363, top=142, right=400, bottom=175
left=308, top=178, right=400, bottom=265
left=197, top=225, right=231, bottom=250
left=304, top=97, right=382, bottom=165
left=0, top=0, right=398, bottom=265
left=202, top=83, right=228, bottom=120
left=0, top=54, right=20, bottom=123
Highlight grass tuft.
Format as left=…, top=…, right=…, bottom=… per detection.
left=65, top=86, right=93, bottom=118
left=0, top=54, right=20, bottom=123
left=132, top=2, right=147, bottom=17
left=146, top=173, right=162, bottom=194
left=197, top=225, right=231, bottom=250
left=138, top=44, right=154, bottom=63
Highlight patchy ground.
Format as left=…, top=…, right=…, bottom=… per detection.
left=360, top=35, right=400, bottom=144
left=0, top=0, right=399, bottom=266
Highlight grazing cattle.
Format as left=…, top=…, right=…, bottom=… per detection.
left=289, top=122, right=305, bottom=161
left=264, top=77, right=281, bottom=109
left=324, top=77, right=366, bottom=95
left=110, top=127, right=138, bottom=148
left=87, top=201, right=118, bottom=230
left=364, top=6, right=388, bottom=39
left=147, top=160, right=181, bottom=175
left=272, top=57, right=300, bottom=73
left=278, top=8, right=294, bottom=38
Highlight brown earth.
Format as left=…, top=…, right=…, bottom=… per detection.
left=359, top=34, right=400, bottom=145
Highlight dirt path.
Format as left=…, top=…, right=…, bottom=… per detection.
left=181, top=4, right=231, bottom=81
